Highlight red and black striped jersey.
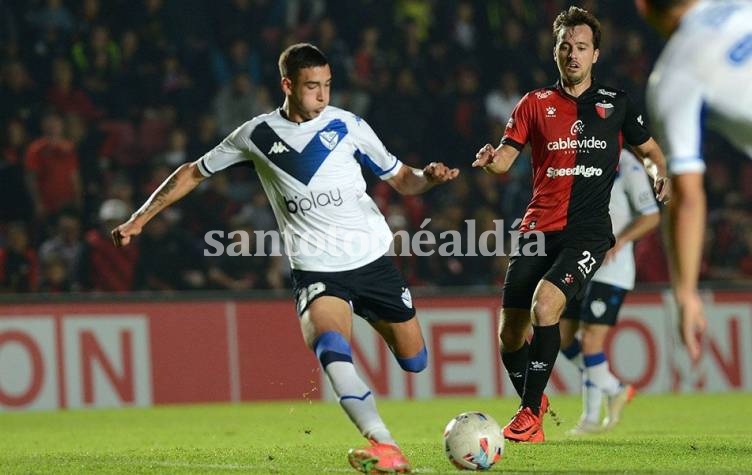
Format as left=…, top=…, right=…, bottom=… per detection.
left=502, top=81, right=651, bottom=238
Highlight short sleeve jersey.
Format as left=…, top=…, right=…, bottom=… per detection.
left=501, top=82, right=651, bottom=238
left=197, top=106, right=402, bottom=272
left=593, top=149, right=659, bottom=290
left=647, top=0, right=752, bottom=175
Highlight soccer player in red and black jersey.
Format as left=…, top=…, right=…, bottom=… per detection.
left=473, top=6, right=670, bottom=443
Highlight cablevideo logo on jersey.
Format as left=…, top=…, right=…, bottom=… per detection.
left=546, top=136, right=607, bottom=152
left=283, top=189, right=344, bottom=216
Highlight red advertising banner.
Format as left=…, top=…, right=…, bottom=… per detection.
left=1, top=291, right=750, bottom=411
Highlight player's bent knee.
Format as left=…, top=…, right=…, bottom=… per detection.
left=312, top=331, right=352, bottom=368
left=396, top=346, right=427, bottom=373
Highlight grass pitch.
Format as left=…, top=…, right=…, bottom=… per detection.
left=1, top=392, right=751, bottom=474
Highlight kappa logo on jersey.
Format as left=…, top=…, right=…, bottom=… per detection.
left=268, top=141, right=290, bottom=154
left=595, top=101, right=614, bottom=119
left=251, top=119, right=348, bottom=185
left=401, top=287, right=413, bottom=308
left=590, top=299, right=607, bottom=318
left=570, top=120, right=585, bottom=136
left=318, top=130, right=339, bottom=150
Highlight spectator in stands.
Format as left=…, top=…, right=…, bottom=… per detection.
left=0, top=222, right=38, bottom=293
left=205, top=217, right=285, bottom=291
left=0, top=61, right=39, bottom=125
left=0, top=118, right=33, bottom=224
left=213, top=72, right=272, bottom=135
left=81, top=198, right=138, bottom=292
left=38, top=254, right=71, bottom=292
left=485, top=71, right=522, bottom=127
left=46, top=57, right=103, bottom=121
left=24, top=110, right=82, bottom=223
left=39, top=210, right=84, bottom=290
left=71, top=24, right=121, bottom=111
left=133, top=212, right=206, bottom=291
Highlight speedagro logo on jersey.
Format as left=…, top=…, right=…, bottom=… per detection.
left=284, top=188, right=344, bottom=216
left=546, top=165, right=603, bottom=178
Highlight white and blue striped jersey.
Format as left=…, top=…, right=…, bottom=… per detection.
left=592, top=150, right=659, bottom=290
left=647, top=0, right=752, bottom=175
left=197, top=106, right=402, bottom=272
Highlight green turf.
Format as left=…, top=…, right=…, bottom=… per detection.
left=1, top=393, right=751, bottom=474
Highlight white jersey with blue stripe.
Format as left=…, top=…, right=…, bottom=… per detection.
left=592, top=150, right=659, bottom=290
left=197, top=106, right=402, bottom=272
left=647, top=0, right=752, bottom=175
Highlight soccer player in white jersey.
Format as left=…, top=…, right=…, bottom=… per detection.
left=112, top=43, right=458, bottom=474
left=559, top=149, right=660, bottom=435
left=637, top=0, right=752, bottom=362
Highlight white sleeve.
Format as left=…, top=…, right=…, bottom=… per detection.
left=196, top=123, right=252, bottom=177
left=647, top=70, right=707, bottom=175
left=620, top=151, right=659, bottom=215
left=350, top=116, right=403, bottom=180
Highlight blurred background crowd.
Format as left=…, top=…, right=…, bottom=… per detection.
left=1, top=0, right=749, bottom=294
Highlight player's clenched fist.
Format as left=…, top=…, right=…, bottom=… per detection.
left=472, top=144, right=497, bottom=168
left=423, top=162, right=459, bottom=184
left=111, top=220, right=142, bottom=248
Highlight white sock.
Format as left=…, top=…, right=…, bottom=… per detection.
left=571, top=353, right=585, bottom=372
left=561, top=339, right=585, bottom=371
left=586, top=360, right=622, bottom=396
left=324, top=361, right=395, bottom=445
left=582, top=378, right=603, bottom=423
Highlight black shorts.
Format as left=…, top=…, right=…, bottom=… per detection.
left=291, top=255, right=416, bottom=323
left=562, top=281, right=628, bottom=326
left=502, top=232, right=612, bottom=309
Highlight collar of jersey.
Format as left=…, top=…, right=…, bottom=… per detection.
left=276, top=106, right=328, bottom=127
left=555, top=79, right=600, bottom=102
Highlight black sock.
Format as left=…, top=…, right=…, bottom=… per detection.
left=501, top=341, right=529, bottom=398
left=522, top=323, right=560, bottom=414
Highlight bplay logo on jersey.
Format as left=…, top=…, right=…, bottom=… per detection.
left=283, top=188, right=344, bottom=216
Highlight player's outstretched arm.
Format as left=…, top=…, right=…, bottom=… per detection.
left=665, top=172, right=707, bottom=363
left=630, top=139, right=670, bottom=203
left=471, top=143, right=520, bottom=174
left=111, top=161, right=207, bottom=247
left=387, top=162, right=459, bottom=195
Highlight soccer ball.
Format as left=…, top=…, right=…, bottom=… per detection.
left=443, top=411, right=504, bottom=470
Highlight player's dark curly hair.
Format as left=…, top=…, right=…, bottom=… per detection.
left=278, top=43, right=329, bottom=79
left=553, top=6, right=602, bottom=49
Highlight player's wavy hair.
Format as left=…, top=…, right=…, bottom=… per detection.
left=278, top=43, right=329, bottom=80
left=553, top=6, right=602, bottom=50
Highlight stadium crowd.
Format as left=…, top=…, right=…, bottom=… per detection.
left=0, top=0, right=749, bottom=293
